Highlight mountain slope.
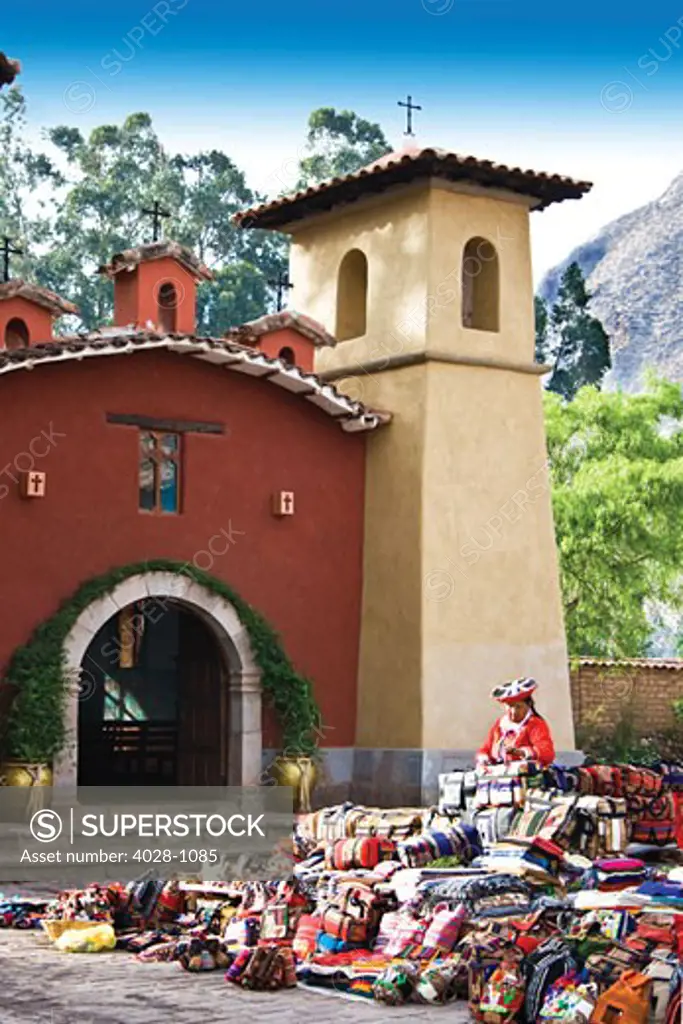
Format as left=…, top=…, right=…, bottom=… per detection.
left=540, top=175, right=683, bottom=391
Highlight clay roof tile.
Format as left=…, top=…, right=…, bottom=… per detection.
left=98, top=240, right=213, bottom=282
left=234, top=146, right=592, bottom=231
left=0, top=279, right=79, bottom=316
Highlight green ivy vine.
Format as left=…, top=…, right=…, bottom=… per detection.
left=4, top=559, right=322, bottom=763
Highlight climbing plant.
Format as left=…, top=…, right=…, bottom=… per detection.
left=3, top=559, right=322, bottom=763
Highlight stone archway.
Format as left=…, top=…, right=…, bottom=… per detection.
left=53, top=571, right=262, bottom=787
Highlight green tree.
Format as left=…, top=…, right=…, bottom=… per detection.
left=535, top=295, right=549, bottom=362
left=34, top=114, right=287, bottom=333
left=3, top=102, right=386, bottom=334
left=547, top=262, right=611, bottom=400
left=35, top=114, right=181, bottom=326
left=0, top=87, right=60, bottom=282
left=545, top=378, right=683, bottom=656
left=297, top=107, right=391, bottom=188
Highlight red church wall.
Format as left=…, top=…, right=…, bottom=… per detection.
left=0, top=350, right=366, bottom=747
left=112, top=270, right=138, bottom=328
left=253, top=327, right=316, bottom=371
left=0, top=296, right=54, bottom=347
left=113, top=257, right=198, bottom=333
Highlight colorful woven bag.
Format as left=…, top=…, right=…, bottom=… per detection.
left=630, top=792, right=676, bottom=846
left=326, top=836, right=396, bottom=870
left=590, top=969, right=652, bottom=1024
left=292, top=913, right=321, bottom=960
left=373, top=962, right=419, bottom=1005
left=422, top=903, right=467, bottom=956
left=382, top=912, right=427, bottom=958
left=478, top=958, right=526, bottom=1023
left=414, top=961, right=461, bottom=1004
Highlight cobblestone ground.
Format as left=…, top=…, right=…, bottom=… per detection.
left=0, top=930, right=472, bottom=1024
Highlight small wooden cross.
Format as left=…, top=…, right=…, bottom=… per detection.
left=141, top=200, right=171, bottom=242
left=268, top=271, right=293, bottom=312
left=1, top=236, right=23, bottom=282
left=398, top=94, right=422, bottom=137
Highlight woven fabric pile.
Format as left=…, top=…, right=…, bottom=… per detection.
left=0, top=893, right=49, bottom=929
left=438, top=761, right=683, bottom=854
left=10, top=758, right=683, bottom=1019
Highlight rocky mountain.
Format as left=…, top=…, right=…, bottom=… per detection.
left=539, top=174, right=683, bottom=391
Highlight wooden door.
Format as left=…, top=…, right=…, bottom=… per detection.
left=177, top=611, right=226, bottom=786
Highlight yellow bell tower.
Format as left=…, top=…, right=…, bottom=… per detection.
left=237, top=147, right=591, bottom=797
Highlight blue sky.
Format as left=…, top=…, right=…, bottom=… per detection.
left=5, top=0, right=683, bottom=279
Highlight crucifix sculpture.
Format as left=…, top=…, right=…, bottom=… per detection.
left=141, top=200, right=171, bottom=242
left=268, top=271, right=293, bottom=312
left=1, top=236, right=23, bottom=282
left=398, top=94, right=422, bottom=137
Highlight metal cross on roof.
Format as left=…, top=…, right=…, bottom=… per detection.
left=141, top=200, right=171, bottom=242
left=268, top=271, right=293, bottom=312
left=1, top=236, right=23, bottom=282
left=398, top=94, right=422, bottom=137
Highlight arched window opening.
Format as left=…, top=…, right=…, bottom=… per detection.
left=4, top=317, right=30, bottom=350
left=336, top=249, right=368, bottom=341
left=278, top=346, right=295, bottom=367
left=157, top=282, right=177, bottom=333
left=461, top=237, right=499, bottom=332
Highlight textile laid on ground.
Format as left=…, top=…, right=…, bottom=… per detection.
left=8, top=758, right=683, bottom=1020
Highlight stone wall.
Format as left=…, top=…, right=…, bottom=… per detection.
left=570, top=658, right=683, bottom=736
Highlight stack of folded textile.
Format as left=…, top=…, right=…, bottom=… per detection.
left=591, top=858, right=647, bottom=892
left=635, top=878, right=683, bottom=909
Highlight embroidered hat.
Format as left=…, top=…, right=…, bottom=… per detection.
left=491, top=677, right=537, bottom=704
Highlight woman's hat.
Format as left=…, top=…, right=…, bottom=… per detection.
left=491, top=677, right=537, bottom=704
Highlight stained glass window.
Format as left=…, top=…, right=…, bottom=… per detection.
left=103, top=678, right=146, bottom=721
left=138, top=431, right=181, bottom=513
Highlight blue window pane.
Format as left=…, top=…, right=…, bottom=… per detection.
left=104, top=678, right=121, bottom=721
left=103, top=677, right=146, bottom=721
left=160, top=458, right=179, bottom=513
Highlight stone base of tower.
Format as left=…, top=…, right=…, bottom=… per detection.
left=263, top=747, right=585, bottom=809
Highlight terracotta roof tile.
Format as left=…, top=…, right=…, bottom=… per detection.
left=0, top=330, right=389, bottom=434
left=98, top=240, right=213, bottom=282
left=234, top=146, right=592, bottom=231
left=228, top=310, right=336, bottom=348
left=0, top=279, right=79, bottom=316
left=576, top=657, right=683, bottom=671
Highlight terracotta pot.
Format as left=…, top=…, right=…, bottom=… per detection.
left=0, top=761, right=53, bottom=787
left=269, top=755, right=318, bottom=813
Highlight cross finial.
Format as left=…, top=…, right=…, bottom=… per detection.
left=398, top=94, right=422, bottom=137
left=141, top=200, right=171, bottom=242
left=268, top=271, right=293, bottom=312
left=1, top=236, right=23, bottom=282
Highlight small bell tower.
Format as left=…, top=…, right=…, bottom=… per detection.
left=98, top=240, right=213, bottom=334
left=237, top=146, right=591, bottom=789
left=0, top=237, right=78, bottom=348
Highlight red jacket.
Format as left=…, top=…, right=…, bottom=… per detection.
left=477, top=714, right=555, bottom=767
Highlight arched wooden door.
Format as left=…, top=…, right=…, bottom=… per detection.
left=177, top=610, right=227, bottom=786
left=77, top=603, right=226, bottom=786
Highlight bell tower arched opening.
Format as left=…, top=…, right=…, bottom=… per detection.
left=336, top=249, right=368, bottom=341
left=461, top=236, right=499, bottom=332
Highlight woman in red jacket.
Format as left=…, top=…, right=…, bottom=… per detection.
left=476, top=677, right=555, bottom=768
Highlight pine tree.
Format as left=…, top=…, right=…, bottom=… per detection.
left=547, top=262, right=611, bottom=400
left=534, top=295, right=549, bottom=362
